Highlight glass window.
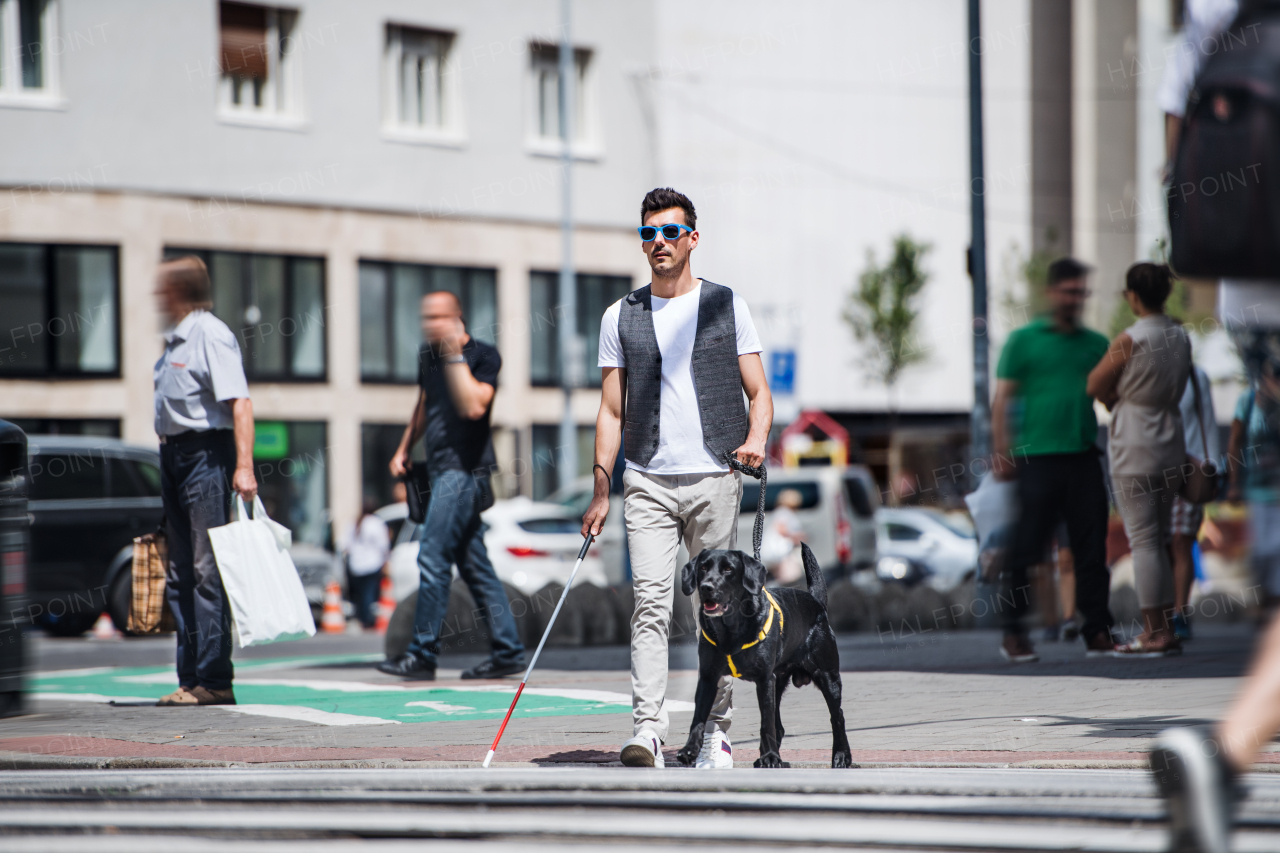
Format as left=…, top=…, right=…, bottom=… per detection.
left=0, top=0, right=57, bottom=96
left=359, top=261, right=498, bottom=384
left=529, top=271, right=631, bottom=388
left=7, top=418, right=120, bottom=437
left=165, top=248, right=327, bottom=382
left=254, top=420, right=328, bottom=547
left=107, top=457, right=147, bottom=498
left=529, top=42, right=590, bottom=142
left=885, top=522, right=923, bottom=542
left=740, top=482, right=821, bottom=514
left=0, top=243, right=119, bottom=378
left=388, top=26, right=453, bottom=129
left=530, top=424, right=594, bottom=501
left=29, top=451, right=108, bottom=501
left=218, top=1, right=298, bottom=118
left=133, top=458, right=162, bottom=496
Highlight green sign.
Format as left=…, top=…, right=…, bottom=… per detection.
left=253, top=422, right=289, bottom=460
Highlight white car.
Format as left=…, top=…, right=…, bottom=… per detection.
left=378, top=498, right=608, bottom=602
left=875, top=507, right=978, bottom=593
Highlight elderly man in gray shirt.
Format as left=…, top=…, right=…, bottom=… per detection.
left=152, top=256, right=257, bottom=706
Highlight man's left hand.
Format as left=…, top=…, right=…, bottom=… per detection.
left=732, top=440, right=766, bottom=469
left=233, top=466, right=258, bottom=502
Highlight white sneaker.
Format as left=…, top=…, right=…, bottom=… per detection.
left=695, top=730, right=734, bottom=769
left=620, top=730, right=664, bottom=768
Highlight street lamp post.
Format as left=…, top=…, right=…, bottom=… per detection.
left=557, top=0, right=580, bottom=493
left=968, top=0, right=992, bottom=480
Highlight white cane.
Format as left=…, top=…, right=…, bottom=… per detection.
left=482, top=533, right=594, bottom=768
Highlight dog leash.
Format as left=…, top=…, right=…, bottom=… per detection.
left=725, top=454, right=766, bottom=561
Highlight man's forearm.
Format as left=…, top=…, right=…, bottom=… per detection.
left=745, top=388, right=773, bottom=448
left=232, top=398, right=254, bottom=470
left=593, top=410, right=622, bottom=495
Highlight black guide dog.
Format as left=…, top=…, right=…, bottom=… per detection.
left=676, top=543, right=853, bottom=769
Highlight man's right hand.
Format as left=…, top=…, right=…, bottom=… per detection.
left=389, top=448, right=410, bottom=478
left=582, top=493, right=610, bottom=538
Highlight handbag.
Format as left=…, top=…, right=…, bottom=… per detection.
left=403, top=464, right=432, bottom=524
left=209, top=495, right=316, bottom=647
left=1180, top=369, right=1222, bottom=504
left=128, top=530, right=175, bottom=634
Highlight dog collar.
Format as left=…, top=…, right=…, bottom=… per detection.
left=700, top=588, right=785, bottom=678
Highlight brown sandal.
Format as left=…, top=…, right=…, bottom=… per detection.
left=1115, top=633, right=1182, bottom=658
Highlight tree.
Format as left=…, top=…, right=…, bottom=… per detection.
left=843, top=234, right=931, bottom=408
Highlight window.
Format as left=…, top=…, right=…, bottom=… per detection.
left=527, top=42, right=596, bottom=155
left=29, top=451, right=107, bottom=501
left=164, top=248, right=326, bottom=382
left=0, top=0, right=60, bottom=103
left=740, top=482, right=821, bottom=514
left=885, top=523, right=923, bottom=542
left=530, top=424, right=595, bottom=501
left=218, top=1, right=299, bottom=122
left=254, top=420, right=328, bottom=547
left=0, top=243, right=119, bottom=377
left=359, top=261, right=496, bottom=384
left=383, top=24, right=461, bottom=143
left=530, top=272, right=631, bottom=388
left=7, top=418, right=119, bottom=437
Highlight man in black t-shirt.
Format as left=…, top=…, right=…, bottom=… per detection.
left=377, top=291, right=525, bottom=679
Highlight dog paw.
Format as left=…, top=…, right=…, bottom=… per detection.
left=832, top=751, right=856, bottom=769
left=676, top=746, right=698, bottom=767
left=753, top=753, right=786, bottom=768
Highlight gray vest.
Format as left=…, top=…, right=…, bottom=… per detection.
left=617, top=280, right=748, bottom=468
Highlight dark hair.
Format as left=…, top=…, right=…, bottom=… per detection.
left=1046, top=257, right=1090, bottom=286
left=640, top=187, right=696, bottom=230
left=1125, top=262, right=1173, bottom=311
left=160, top=256, right=213, bottom=309
left=423, top=289, right=463, bottom=317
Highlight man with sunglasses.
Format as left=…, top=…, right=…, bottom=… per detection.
left=991, top=257, right=1116, bottom=663
left=583, top=187, right=772, bottom=769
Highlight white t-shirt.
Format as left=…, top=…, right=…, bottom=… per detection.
left=342, top=515, right=391, bottom=576
left=598, top=280, right=763, bottom=474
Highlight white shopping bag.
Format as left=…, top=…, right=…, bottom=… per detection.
left=963, top=472, right=1018, bottom=552
left=209, top=495, right=316, bottom=647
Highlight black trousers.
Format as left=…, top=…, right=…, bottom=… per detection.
left=161, top=430, right=236, bottom=691
left=1001, top=451, right=1113, bottom=639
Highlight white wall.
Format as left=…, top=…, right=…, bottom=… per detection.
left=649, top=0, right=1031, bottom=415
left=0, top=0, right=654, bottom=229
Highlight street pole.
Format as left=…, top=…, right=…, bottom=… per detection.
left=968, top=0, right=992, bottom=480
left=557, top=0, right=579, bottom=493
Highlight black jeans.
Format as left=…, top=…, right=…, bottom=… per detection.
left=161, top=430, right=236, bottom=691
left=348, top=571, right=381, bottom=629
left=1001, top=451, right=1113, bottom=639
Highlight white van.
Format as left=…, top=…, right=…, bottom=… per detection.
left=737, top=465, right=879, bottom=574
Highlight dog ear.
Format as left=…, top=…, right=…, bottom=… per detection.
left=680, top=555, right=698, bottom=597
left=740, top=552, right=768, bottom=595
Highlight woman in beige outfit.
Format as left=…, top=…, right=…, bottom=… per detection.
left=1087, top=263, right=1191, bottom=656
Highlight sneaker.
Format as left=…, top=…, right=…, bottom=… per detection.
left=1172, top=611, right=1193, bottom=641
left=1042, top=624, right=1061, bottom=642
left=620, top=730, right=665, bottom=768
left=1149, top=726, right=1239, bottom=853
left=1000, top=633, right=1038, bottom=663
left=1061, top=617, right=1081, bottom=642
left=188, top=686, right=236, bottom=705
left=461, top=658, right=526, bottom=680
left=1084, top=629, right=1118, bottom=658
left=376, top=653, right=436, bottom=679
left=695, top=730, right=734, bottom=769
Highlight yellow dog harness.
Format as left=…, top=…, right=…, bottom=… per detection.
left=700, top=588, right=784, bottom=678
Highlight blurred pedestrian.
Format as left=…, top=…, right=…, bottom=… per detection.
left=991, top=257, right=1116, bottom=663
left=761, top=489, right=806, bottom=584
left=152, top=256, right=257, bottom=707
left=1171, top=362, right=1220, bottom=640
left=376, top=292, right=525, bottom=680
left=342, top=497, right=390, bottom=630
left=1087, top=263, right=1192, bottom=656
left=582, top=187, right=772, bottom=769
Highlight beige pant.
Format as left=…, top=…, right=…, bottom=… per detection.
left=1113, top=473, right=1179, bottom=608
left=624, top=467, right=741, bottom=743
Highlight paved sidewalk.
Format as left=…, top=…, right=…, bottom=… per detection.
left=0, top=625, right=1268, bottom=770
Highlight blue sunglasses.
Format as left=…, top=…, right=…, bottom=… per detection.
left=638, top=223, right=693, bottom=242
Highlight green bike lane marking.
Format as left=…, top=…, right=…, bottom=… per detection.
left=30, top=657, right=641, bottom=726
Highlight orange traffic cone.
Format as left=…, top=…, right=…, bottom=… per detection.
left=92, top=611, right=120, bottom=639
left=374, top=574, right=395, bottom=635
left=321, top=580, right=346, bottom=634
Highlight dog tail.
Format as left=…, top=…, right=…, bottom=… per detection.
left=800, top=542, right=826, bottom=607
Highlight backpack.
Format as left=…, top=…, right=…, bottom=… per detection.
left=1169, top=0, right=1280, bottom=278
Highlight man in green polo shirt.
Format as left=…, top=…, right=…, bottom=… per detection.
left=991, top=257, right=1116, bottom=662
